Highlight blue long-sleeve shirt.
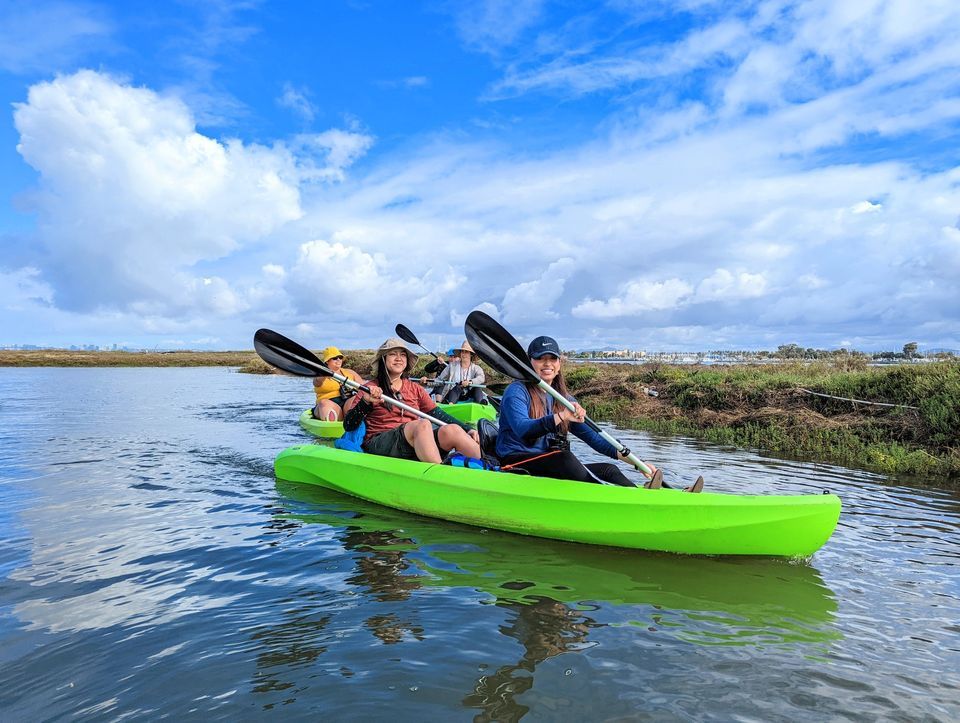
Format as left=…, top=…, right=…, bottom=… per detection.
left=495, top=380, right=617, bottom=460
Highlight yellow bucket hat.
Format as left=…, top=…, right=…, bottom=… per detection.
left=320, top=346, right=344, bottom=363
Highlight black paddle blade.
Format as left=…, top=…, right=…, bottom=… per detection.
left=253, top=328, right=330, bottom=377
left=394, top=323, right=420, bottom=346
left=464, top=311, right=538, bottom=382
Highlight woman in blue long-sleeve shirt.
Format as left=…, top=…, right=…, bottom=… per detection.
left=495, top=335, right=662, bottom=488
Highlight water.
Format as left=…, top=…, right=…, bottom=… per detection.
left=1, top=367, right=957, bottom=720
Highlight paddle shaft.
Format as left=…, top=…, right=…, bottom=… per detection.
left=534, top=379, right=653, bottom=477
left=411, top=377, right=488, bottom=389
left=279, top=347, right=447, bottom=427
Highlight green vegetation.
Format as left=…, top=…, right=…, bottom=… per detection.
left=566, top=360, right=960, bottom=482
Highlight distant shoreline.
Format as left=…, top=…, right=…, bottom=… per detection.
left=0, top=349, right=258, bottom=368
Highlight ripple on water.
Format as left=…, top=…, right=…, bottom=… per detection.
left=0, top=367, right=958, bottom=720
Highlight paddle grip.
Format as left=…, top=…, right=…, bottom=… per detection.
left=536, top=380, right=653, bottom=477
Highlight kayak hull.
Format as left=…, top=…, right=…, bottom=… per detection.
left=298, top=402, right=496, bottom=438
left=274, top=444, right=841, bottom=557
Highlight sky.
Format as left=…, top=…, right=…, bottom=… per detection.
left=1, top=0, right=959, bottom=352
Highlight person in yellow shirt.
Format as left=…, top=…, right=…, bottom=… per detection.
left=313, top=346, right=364, bottom=421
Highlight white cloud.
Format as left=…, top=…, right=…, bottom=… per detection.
left=573, top=278, right=694, bottom=318
left=277, top=82, right=316, bottom=124
left=453, top=0, right=545, bottom=54
left=694, top=269, right=769, bottom=302
left=9, top=70, right=373, bottom=320
left=0, top=1, right=111, bottom=74
left=501, top=258, right=575, bottom=323
left=284, top=240, right=465, bottom=326
left=851, top=200, right=882, bottom=214
left=291, top=129, right=376, bottom=182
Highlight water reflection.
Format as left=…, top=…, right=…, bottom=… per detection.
left=276, top=480, right=841, bottom=716
left=463, top=596, right=597, bottom=722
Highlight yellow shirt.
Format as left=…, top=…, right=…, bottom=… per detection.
left=314, top=369, right=359, bottom=401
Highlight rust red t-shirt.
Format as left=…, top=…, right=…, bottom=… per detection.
left=360, top=378, right=437, bottom=443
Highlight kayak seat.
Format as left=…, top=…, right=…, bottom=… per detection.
left=477, top=418, right=499, bottom=459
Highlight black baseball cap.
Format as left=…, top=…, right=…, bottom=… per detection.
left=527, top=335, right=561, bottom=359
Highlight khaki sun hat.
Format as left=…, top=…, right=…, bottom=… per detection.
left=451, top=340, right=476, bottom=359
left=373, top=337, right=419, bottom=374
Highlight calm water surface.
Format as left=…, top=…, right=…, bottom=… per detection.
left=1, top=368, right=958, bottom=720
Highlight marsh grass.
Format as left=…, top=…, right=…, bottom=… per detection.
left=568, top=360, right=960, bottom=480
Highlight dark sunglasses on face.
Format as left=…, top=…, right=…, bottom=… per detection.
left=329, top=356, right=344, bottom=361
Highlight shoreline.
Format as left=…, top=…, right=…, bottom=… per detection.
left=4, top=349, right=957, bottom=482
left=0, top=350, right=259, bottom=367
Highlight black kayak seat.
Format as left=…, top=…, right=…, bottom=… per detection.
left=477, top=418, right=499, bottom=458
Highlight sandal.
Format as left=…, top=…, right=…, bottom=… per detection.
left=685, top=476, right=705, bottom=493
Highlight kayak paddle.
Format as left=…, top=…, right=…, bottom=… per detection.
left=395, top=323, right=442, bottom=362
left=410, top=377, right=490, bottom=389
left=464, top=311, right=657, bottom=478
left=253, top=328, right=448, bottom=427
left=397, top=323, right=502, bottom=407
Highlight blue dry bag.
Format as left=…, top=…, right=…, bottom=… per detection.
left=335, top=421, right=365, bottom=453
left=442, top=452, right=500, bottom=471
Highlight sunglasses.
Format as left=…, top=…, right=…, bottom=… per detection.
left=328, top=355, right=344, bottom=361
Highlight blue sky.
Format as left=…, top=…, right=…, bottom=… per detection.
left=1, top=0, right=959, bottom=352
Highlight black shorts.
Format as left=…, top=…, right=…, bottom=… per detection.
left=313, top=396, right=347, bottom=418
left=363, top=423, right=444, bottom=460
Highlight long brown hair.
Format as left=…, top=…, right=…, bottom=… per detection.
left=526, top=367, right=570, bottom=434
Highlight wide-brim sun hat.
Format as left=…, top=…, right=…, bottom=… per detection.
left=451, top=340, right=476, bottom=358
left=321, top=346, right=344, bottom=363
left=373, top=337, right=419, bottom=374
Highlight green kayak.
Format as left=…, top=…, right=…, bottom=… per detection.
left=274, top=444, right=841, bottom=557
left=298, top=402, right=497, bottom=438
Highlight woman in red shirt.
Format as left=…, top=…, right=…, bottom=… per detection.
left=344, top=338, right=481, bottom=463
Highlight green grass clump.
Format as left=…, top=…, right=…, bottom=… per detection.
left=569, top=359, right=960, bottom=482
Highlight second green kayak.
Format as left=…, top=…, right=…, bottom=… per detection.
left=274, top=444, right=841, bottom=557
left=299, top=401, right=497, bottom=438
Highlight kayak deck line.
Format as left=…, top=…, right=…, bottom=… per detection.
left=274, top=443, right=841, bottom=557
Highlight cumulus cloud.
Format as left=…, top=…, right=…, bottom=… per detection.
left=573, top=278, right=694, bottom=318
left=11, top=70, right=372, bottom=319
left=501, top=258, right=575, bottom=323
left=694, top=269, right=768, bottom=302
left=284, top=239, right=464, bottom=326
